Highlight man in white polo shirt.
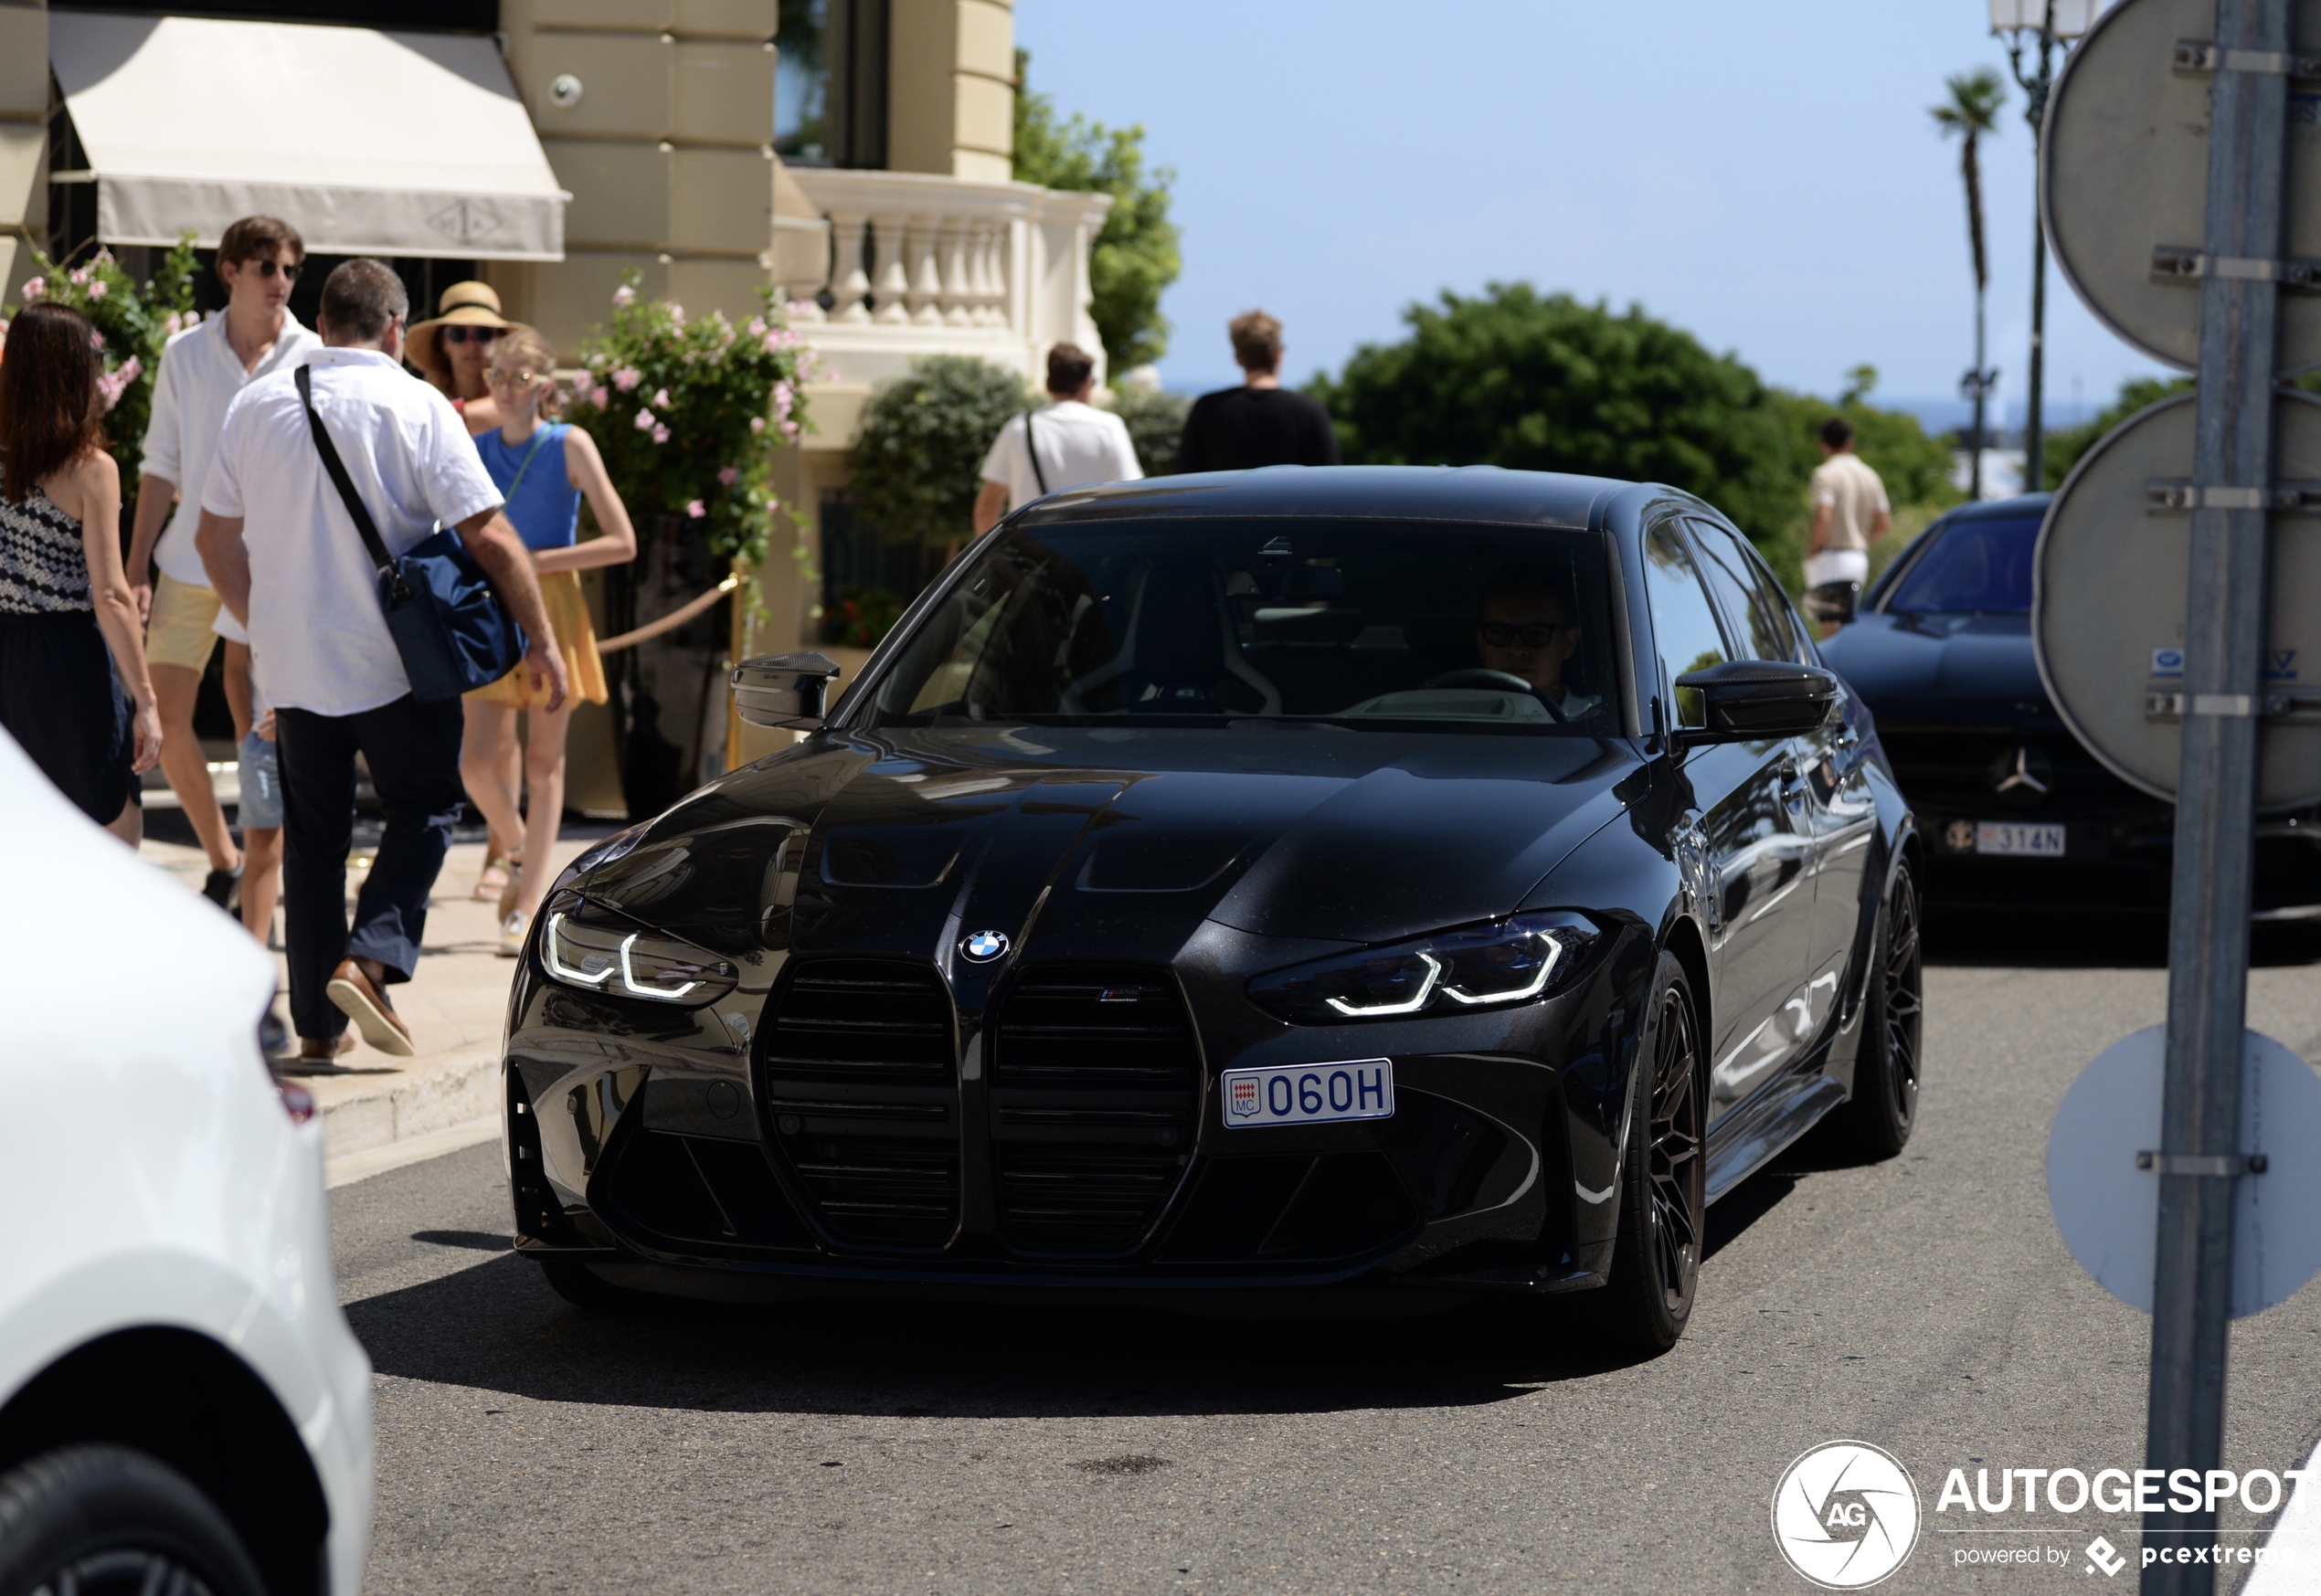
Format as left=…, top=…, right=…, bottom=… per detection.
left=196, top=259, right=567, bottom=1066
left=972, top=343, right=1142, bottom=534
left=131, top=215, right=321, bottom=908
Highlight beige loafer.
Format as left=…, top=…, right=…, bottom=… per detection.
left=325, top=959, right=415, bottom=1057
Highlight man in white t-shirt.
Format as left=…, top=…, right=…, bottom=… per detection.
left=196, top=260, right=567, bottom=1067
left=972, top=343, right=1142, bottom=534
left=1803, top=415, right=1892, bottom=630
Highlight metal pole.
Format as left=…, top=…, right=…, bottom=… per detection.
left=2026, top=23, right=2055, bottom=491
left=2138, top=0, right=2284, bottom=1588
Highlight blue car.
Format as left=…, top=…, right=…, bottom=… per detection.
left=1818, top=493, right=2321, bottom=922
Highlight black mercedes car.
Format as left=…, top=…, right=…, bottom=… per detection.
left=1818, top=494, right=2321, bottom=920
left=503, top=467, right=1922, bottom=1354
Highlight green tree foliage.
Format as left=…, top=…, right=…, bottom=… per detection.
left=2041, top=375, right=2194, bottom=489
left=564, top=273, right=814, bottom=567
left=1313, top=283, right=1807, bottom=547
left=1108, top=384, right=1190, bottom=476
left=1012, top=50, right=1182, bottom=375
left=5, top=238, right=200, bottom=494
left=1311, top=284, right=1958, bottom=587
left=851, top=354, right=1031, bottom=563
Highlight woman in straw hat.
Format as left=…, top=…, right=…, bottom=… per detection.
left=410, top=280, right=524, bottom=898
left=455, top=324, right=635, bottom=955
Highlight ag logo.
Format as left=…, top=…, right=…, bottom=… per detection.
left=959, top=929, right=1010, bottom=963
left=1771, top=1441, right=1921, bottom=1589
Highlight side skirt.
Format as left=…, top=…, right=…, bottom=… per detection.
left=1703, top=1071, right=1846, bottom=1205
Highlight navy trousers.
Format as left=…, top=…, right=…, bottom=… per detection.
left=275, top=695, right=465, bottom=1041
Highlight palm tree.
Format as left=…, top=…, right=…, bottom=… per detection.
left=1933, top=69, right=2007, bottom=499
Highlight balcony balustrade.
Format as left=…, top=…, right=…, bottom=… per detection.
left=772, top=166, right=1113, bottom=393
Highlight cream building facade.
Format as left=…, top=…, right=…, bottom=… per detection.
left=1, top=0, right=1108, bottom=798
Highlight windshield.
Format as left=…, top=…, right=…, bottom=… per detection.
left=867, top=519, right=1618, bottom=734
left=1881, top=513, right=2042, bottom=614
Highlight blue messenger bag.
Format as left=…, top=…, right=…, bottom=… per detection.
left=295, top=365, right=525, bottom=703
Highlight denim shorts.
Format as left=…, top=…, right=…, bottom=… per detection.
left=238, top=730, right=283, bottom=830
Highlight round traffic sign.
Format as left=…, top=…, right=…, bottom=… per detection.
left=2032, top=388, right=2321, bottom=809
left=2042, top=0, right=2321, bottom=374
left=2048, top=1026, right=2321, bottom=1319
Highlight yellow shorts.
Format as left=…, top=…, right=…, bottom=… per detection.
left=146, top=572, right=223, bottom=671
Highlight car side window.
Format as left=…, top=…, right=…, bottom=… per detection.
left=1643, top=521, right=1730, bottom=730
left=1687, top=518, right=1805, bottom=664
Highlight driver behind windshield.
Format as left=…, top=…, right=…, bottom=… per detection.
left=1476, top=565, right=1601, bottom=721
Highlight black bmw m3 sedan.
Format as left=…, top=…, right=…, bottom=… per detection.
left=504, top=467, right=1923, bottom=1353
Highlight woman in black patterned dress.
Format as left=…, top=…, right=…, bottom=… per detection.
left=0, top=301, right=161, bottom=842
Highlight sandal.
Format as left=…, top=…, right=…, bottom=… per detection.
left=497, top=856, right=525, bottom=923
left=474, top=851, right=516, bottom=902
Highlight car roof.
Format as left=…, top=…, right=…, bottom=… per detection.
left=1009, top=465, right=1634, bottom=532
left=1939, top=491, right=2051, bottom=522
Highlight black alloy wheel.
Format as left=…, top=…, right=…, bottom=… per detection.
left=0, top=1444, right=264, bottom=1596
left=1595, top=950, right=1706, bottom=1355
left=1835, top=857, right=1924, bottom=1159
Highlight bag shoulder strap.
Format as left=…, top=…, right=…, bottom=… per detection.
left=1023, top=408, right=1050, bottom=497
left=296, top=365, right=397, bottom=582
left=501, top=424, right=556, bottom=502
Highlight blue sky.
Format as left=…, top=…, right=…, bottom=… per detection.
left=1012, top=0, right=2170, bottom=421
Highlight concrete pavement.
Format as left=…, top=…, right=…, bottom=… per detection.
left=141, top=832, right=587, bottom=1172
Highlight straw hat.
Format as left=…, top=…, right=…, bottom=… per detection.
left=408, top=281, right=512, bottom=377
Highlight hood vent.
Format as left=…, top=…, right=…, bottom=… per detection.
left=761, top=958, right=959, bottom=1249
left=989, top=966, right=1201, bottom=1256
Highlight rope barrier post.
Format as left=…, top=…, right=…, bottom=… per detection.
left=726, top=555, right=752, bottom=775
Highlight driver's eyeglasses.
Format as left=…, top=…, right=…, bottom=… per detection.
left=1479, top=622, right=1571, bottom=648
left=250, top=259, right=302, bottom=280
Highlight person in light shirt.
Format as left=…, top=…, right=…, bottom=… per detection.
left=972, top=343, right=1142, bottom=534
left=195, top=259, right=567, bottom=1068
left=1803, top=415, right=1892, bottom=631
left=129, top=215, right=321, bottom=909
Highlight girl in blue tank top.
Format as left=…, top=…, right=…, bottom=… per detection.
left=455, top=324, right=638, bottom=956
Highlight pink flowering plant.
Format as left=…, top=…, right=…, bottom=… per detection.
left=565, top=270, right=814, bottom=567
left=3, top=236, right=199, bottom=490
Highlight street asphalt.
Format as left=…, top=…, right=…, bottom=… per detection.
left=334, top=920, right=2321, bottom=1593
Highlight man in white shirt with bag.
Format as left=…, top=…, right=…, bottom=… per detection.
left=972, top=343, right=1142, bottom=534
left=196, top=260, right=567, bottom=1068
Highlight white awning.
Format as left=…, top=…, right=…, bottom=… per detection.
left=48, top=11, right=567, bottom=261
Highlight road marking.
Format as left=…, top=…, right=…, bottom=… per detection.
left=2246, top=1432, right=2321, bottom=1593
left=327, top=1115, right=500, bottom=1189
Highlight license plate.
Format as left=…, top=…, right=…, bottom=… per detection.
left=1222, top=1060, right=1394, bottom=1127
left=1977, top=820, right=2067, bottom=857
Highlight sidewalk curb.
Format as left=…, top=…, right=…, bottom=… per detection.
left=318, top=1043, right=503, bottom=1165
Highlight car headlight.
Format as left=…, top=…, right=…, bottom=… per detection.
left=538, top=894, right=737, bottom=1006
left=1247, top=912, right=1596, bottom=1024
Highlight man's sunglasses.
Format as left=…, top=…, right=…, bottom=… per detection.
left=443, top=325, right=503, bottom=345
left=1479, top=622, right=1573, bottom=648
left=246, top=259, right=302, bottom=280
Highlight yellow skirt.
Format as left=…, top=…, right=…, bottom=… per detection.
left=466, top=569, right=609, bottom=709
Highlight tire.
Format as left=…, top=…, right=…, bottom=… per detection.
left=1832, top=857, right=1924, bottom=1161
left=1592, top=951, right=1707, bottom=1357
left=0, top=1444, right=264, bottom=1596
left=536, top=1253, right=652, bottom=1312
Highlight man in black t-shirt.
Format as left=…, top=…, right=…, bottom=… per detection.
left=1176, top=310, right=1342, bottom=472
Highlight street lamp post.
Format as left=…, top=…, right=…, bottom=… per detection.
left=1991, top=0, right=2100, bottom=492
